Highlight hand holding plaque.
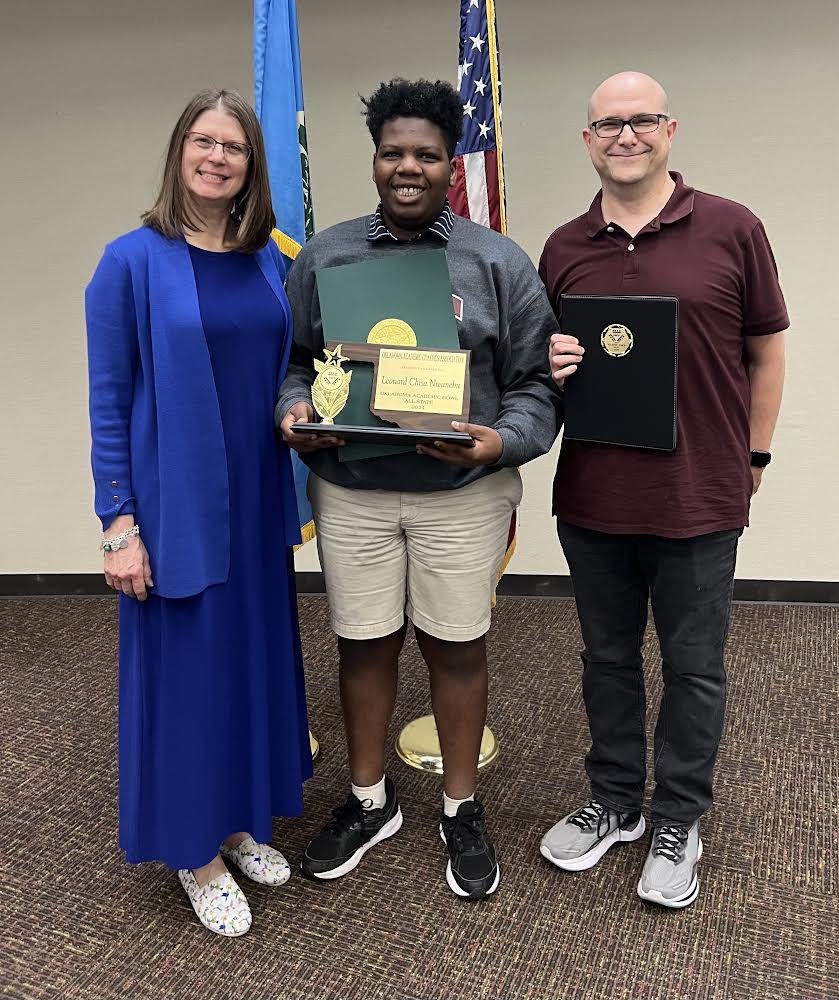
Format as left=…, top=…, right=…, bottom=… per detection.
left=291, top=250, right=475, bottom=451
left=293, top=335, right=474, bottom=446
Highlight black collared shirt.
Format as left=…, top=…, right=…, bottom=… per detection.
left=366, top=200, right=456, bottom=243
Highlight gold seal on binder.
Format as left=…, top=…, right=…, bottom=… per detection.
left=367, top=318, right=418, bottom=346
left=601, top=323, right=633, bottom=358
left=312, top=344, right=353, bottom=424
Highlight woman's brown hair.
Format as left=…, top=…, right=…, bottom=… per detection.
left=142, top=89, right=275, bottom=254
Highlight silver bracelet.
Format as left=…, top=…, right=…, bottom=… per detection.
left=101, top=524, right=140, bottom=553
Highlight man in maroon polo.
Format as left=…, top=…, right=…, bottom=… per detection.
left=538, top=71, right=788, bottom=909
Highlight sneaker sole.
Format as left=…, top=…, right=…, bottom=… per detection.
left=439, top=826, right=500, bottom=900
left=636, top=839, right=704, bottom=909
left=304, top=807, right=404, bottom=881
left=198, top=921, right=251, bottom=938
left=540, top=814, right=646, bottom=872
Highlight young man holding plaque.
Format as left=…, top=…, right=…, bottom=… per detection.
left=278, top=79, right=560, bottom=900
left=538, top=72, right=788, bottom=908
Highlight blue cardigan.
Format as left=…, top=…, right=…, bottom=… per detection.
left=85, top=226, right=300, bottom=598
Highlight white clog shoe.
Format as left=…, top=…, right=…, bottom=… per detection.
left=220, top=836, right=291, bottom=886
left=177, top=869, right=252, bottom=937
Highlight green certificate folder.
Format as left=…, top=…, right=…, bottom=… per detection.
left=315, top=249, right=461, bottom=460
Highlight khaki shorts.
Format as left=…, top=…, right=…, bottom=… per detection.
left=308, top=468, right=523, bottom=642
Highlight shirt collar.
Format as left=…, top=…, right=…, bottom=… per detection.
left=367, top=200, right=456, bottom=243
left=585, top=171, right=695, bottom=237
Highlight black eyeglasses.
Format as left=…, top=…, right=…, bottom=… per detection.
left=184, top=131, right=251, bottom=161
left=589, top=114, right=669, bottom=139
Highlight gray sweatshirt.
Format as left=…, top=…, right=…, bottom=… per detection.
left=277, top=213, right=562, bottom=492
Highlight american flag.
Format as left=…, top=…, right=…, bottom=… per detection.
left=450, top=0, right=506, bottom=234
left=450, top=0, right=517, bottom=572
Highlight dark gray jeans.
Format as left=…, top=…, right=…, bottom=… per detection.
left=558, top=521, right=741, bottom=826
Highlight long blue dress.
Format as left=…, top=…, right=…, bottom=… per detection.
left=117, top=245, right=312, bottom=870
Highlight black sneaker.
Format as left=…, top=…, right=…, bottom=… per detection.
left=301, top=776, right=403, bottom=880
left=439, top=799, right=500, bottom=899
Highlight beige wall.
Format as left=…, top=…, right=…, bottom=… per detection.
left=2, top=0, right=837, bottom=581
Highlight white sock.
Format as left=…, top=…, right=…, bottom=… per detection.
left=352, top=776, right=386, bottom=810
left=443, top=791, right=474, bottom=818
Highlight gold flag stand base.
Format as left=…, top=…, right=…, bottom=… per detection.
left=395, top=714, right=498, bottom=774
left=309, top=731, right=320, bottom=761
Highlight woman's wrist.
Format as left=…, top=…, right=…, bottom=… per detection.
left=102, top=523, right=140, bottom=553
left=103, top=513, right=135, bottom=535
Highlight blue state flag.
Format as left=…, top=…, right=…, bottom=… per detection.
left=254, top=0, right=315, bottom=545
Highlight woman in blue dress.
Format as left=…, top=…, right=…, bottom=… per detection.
left=85, top=89, right=312, bottom=936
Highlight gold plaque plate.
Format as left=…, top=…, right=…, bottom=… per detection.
left=395, top=714, right=498, bottom=773
left=309, top=731, right=320, bottom=761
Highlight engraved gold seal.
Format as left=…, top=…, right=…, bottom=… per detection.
left=601, top=324, right=633, bottom=358
left=312, top=344, right=352, bottom=424
left=367, top=318, right=418, bottom=346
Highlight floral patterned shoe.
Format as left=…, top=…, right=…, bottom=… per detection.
left=220, top=836, right=291, bottom=886
left=177, top=869, right=252, bottom=937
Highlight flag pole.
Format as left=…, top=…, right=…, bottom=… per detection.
left=396, top=0, right=507, bottom=775
left=485, top=0, right=506, bottom=234
left=254, top=0, right=319, bottom=759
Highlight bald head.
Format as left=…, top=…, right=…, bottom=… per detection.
left=587, top=72, right=669, bottom=123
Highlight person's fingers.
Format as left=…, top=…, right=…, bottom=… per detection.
left=281, top=407, right=319, bottom=443
left=133, top=575, right=148, bottom=602
left=449, top=421, right=482, bottom=441
left=451, top=422, right=501, bottom=464
left=549, top=336, right=584, bottom=350
left=552, top=363, right=578, bottom=380
left=416, top=442, right=480, bottom=467
left=284, top=426, right=343, bottom=451
left=282, top=427, right=311, bottom=446
left=551, top=344, right=581, bottom=355
left=550, top=357, right=582, bottom=382
left=280, top=416, right=305, bottom=443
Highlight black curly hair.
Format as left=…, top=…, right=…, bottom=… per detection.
left=361, top=78, right=463, bottom=159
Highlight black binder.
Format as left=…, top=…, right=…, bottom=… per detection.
left=560, top=294, right=679, bottom=450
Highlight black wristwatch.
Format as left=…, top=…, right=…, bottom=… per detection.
left=750, top=449, right=772, bottom=468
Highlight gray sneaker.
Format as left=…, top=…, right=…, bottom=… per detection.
left=637, top=821, right=703, bottom=909
left=540, top=800, right=646, bottom=872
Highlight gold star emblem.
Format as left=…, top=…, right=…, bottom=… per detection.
left=323, top=343, right=349, bottom=366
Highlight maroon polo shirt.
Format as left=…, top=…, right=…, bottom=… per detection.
left=539, top=172, right=789, bottom=538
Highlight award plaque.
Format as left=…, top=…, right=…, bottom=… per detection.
left=560, top=294, right=679, bottom=451
left=292, top=250, right=474, bottom=452
left=292, top=340, right=473, bottom=445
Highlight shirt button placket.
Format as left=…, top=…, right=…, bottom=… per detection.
left=623, top=238, right=640, bottom=280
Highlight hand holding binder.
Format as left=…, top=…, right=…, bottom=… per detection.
left=559, top=294, right=679, bottom=451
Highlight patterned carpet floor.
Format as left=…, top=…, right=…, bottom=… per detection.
left=0, top=595, right=836, bottom=1000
